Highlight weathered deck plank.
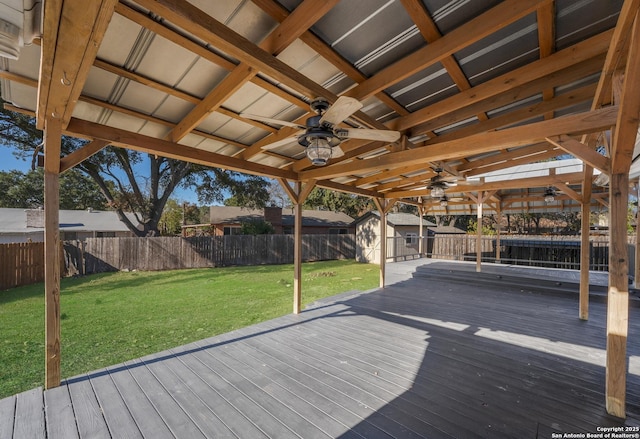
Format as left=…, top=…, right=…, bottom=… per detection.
left=105, top=364, right=174, bottom=439
left=0, top=395, right=15, bottom=439
left=13, top=388, right=44, bottom=439
left=44, top=386, right=78, bottom=439
left=89, top=369, right=143, bottom=438
left=67, top=376, right=110, bottom=439
left=1, top=261, right=639, bottom=438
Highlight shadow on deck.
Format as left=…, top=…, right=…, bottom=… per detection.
left=1, top=260, right=639, bottom=438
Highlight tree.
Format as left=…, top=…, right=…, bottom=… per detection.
left=240, top=219, right=275, bottom=235
left=0, top=103, right=270, bottom=236
left=303, top=187, right=372, bottom=217
left=0, top=168, right=108, bottom=210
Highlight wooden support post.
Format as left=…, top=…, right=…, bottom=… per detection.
left=293, top=189, right=302, bottom=314
left=279, top=179, right=315, bottom=315
left=580, top=166, right=594, bottom=320
left=606, top=172, right=630, bottom=418
left=44, top=118, right=62, bottom=389
left=418, top=204, right=424, bottom=257
left=635, top=177, right=640, bottom=289
left=374, top=198, right=395, bottom=288
left=495, top=203, right=502, bottom=262
left=476, top=191, right=483, bottom=272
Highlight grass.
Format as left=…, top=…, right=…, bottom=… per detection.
left=0, top=260, right=378, bottom=399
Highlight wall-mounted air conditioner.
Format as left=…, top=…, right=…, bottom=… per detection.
left=0, top=0, right=42, bottom=60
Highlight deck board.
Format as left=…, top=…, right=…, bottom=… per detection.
left=13, top=388, right=44, bottom=439
left=67, top=375, right=110, bottom=439
left=2, top=261, right=640, bottom=438
left=0, top=395, right=15, bottom=439
left=44, top=386, right=78, bottom=439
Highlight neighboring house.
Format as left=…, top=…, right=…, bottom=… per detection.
left=355, top=211, right=436, bottom=263
left=208, top=206, right=355, bottom=236
left=0, top=208, right=136, bottom=243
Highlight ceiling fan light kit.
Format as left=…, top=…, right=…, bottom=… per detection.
left=304, top=137, right=333, bottom=166
left=544, top=187, right=556, bottom=203
left=430, top=186, right=445, bottom=198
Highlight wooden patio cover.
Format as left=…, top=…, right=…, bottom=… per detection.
left=1, top=0, right=639, bottom=419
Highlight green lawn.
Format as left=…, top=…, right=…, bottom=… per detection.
left=0, top=260, right=378, bottom=399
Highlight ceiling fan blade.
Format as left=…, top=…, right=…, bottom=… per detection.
left=240, top=113, right=306, bottom=129
left=335, top=128, right=401, bottom=142
left=319, top=96, right=363, bottom=126
left=260, top=131, right=304, bottom=150
left=331, top=145, right=345, bottom=158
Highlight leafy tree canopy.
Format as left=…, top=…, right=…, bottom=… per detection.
left=0, top=102, right=270, bottom=236
left=0, top=168, right=108, bottom=210
left=303, top=187, right=372, bottom=218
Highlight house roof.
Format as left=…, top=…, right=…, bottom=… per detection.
left=0, top=208, right=134, bottom=234
left=0, top=1, right=636, bottom=214
left=209, top=206, right=354, bottom=228
left=209, top=206, right=264, bottom=225
left=357, top=210, right=435, bottom=227
left=428, top=225, right=466, bottom=234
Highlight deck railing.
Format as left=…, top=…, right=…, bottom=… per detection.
left=387, top=234, right=632, bottom=272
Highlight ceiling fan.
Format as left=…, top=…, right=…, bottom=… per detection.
left=426, top=167, right=458, bottom=198
left=240, top=96, right=401, bottom=166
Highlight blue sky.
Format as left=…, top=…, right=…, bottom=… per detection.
left=0, top=146, right=201, bottom=204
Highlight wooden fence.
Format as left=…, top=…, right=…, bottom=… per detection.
left=64, top=234, right=356, bottom=275
left=0, top=242, right=45, bottom=290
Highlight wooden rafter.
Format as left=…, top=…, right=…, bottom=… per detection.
left=345, top=0, right=551, bottom=102
left=37, top=0, right=118, bottom=129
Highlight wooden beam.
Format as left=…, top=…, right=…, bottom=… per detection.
left=300, top=106, right=619, bottom=181
left=592, top=0, right=640, bottom=109
left=36, top=0, right=63, bottom=130
left=345, top=0, right=550, bottom=101
left=166, top=0, right=337, bottom=143
left=44, top=117, right=62, bottom=389
left=114, top=2, right=308, bottom=110
left=426, top=83, right=597, bottom=147
left=133, top=0, right=334, bottom=101
left=65, top=118, right=297, bottom=180
left=399, top=0, right=489, bottom=124
left=387, top=172, right=587, bottom=199
left=463, top=149, right=561, bottom=177
left=554, top=182, right=582, bottom=204
left=168, top=63, right=256, bottom=142
left=545, top=135, right=611, bottom=174
left=37, top=0, right=117, bottom=129
left=392, top=30, right=612, bottom=133
left=261, top=0, right=339, bottom=56
left=411, top=55, right=605, bottom=137
left=611, top=13, right=640, bottom=174
left=315, top=180, right=382, bottom=199
left=457, top=143, right=552, bottom=173
left=277, top=178, right=297, bottom=202
left=59, top=140, right=110, bottom=173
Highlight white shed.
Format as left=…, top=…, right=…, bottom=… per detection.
left=355, top=211, right=435, bottom=263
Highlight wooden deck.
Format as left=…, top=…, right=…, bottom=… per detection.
left=1, top=261, right=640, bottom=438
